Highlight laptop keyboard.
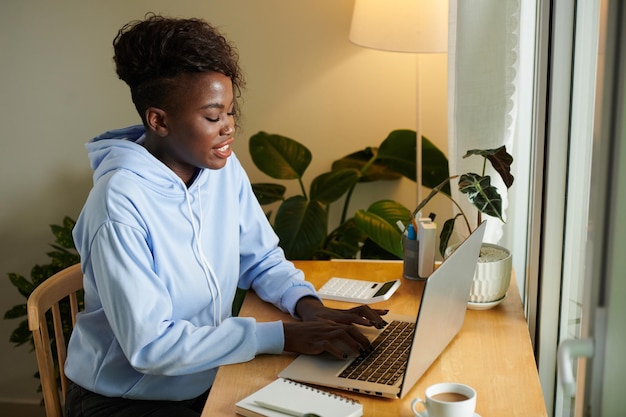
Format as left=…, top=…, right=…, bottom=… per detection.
left=338, top=320, right=415, bottom=386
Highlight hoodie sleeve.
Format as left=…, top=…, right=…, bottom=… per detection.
left=87, top=219, right=285, bottom=377
left=73, top=142, right=317, bottom=380
left=233, top=159, right=320, bottom=317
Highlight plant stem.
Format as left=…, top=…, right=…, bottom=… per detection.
left=340, top=183, right=357, bottom=224
left=413, top=176, right=472, bottom=234
left=298, top=177, right=308, bottom=200
left=360, top=152, right=378, bottom=174
left=340, top=152, right=377, bottom=225
left=412, top=176, right=456, bottom=218
left=479, top=157, right=487, bottom=226
left=444, top=193, right=472, bottom=234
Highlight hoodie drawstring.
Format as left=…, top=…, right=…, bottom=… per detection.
left=185, top=188, right=223, bottom=326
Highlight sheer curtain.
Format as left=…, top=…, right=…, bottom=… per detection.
left=447, top=0, right=522, bottom=245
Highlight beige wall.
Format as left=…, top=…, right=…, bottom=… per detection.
left=0, top=0, right=448, bottom=401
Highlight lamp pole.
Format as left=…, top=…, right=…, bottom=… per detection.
left=349, top=0, right=449, bottom=205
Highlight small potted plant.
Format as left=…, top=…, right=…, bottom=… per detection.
left=355, top=145, right=514, bottom=309
left=413, top=146, right=514, bottom=308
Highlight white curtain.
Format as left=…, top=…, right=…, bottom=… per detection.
left=447, top=0, right=521, bottom=244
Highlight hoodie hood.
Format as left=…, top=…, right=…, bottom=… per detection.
left=87, top=124, right=189, bottom=193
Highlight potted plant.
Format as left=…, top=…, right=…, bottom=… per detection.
left=412, top=146, right=514, bottom=308
left=248, top=130, right=449, bottom=260
left=356, top=146, right=514, bottom=309
left=3, top=216, right=81, bottom=396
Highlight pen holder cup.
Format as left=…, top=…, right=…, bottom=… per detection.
left=402, top=235, right=421, bottom=280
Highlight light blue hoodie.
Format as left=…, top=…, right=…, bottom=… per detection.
left=65, top=125, right=317, bottom=401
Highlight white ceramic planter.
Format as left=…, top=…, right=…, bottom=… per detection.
left=469, top=243, right=512, bottom=304
left=446, top=243, right=512, bottom=309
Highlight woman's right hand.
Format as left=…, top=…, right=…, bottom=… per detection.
left=282, top=320, right=374, bottom=360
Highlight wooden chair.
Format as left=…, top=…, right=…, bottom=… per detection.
left=27, top=263, right=83, bottom=417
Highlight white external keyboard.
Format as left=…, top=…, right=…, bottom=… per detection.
left=317, top=277, right=401, bottom=304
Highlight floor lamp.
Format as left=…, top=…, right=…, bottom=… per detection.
left=349, top=0, right=448, bottom=204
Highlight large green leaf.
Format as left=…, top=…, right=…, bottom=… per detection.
left=249, top=132, right=312, bottom=180
left=458, top=173, right=504, bottom=221
left=360, top=238, right=400, bottom=260
left=330, top=130, right=449, bottom=192
left=251, top=183, right=286, bottom=205
left=353, top=211, right=403, bottom=259
left=353, top=200, right=410, bottom=258
left=376, top=131, right=450, bottom=194
left=422, top=136, right=450, bottom=194
left=31, top=264, right=62, bottom=286
left=8, top=273, right=34, bottom=298
left=364, top=200, right=412, bottom=227
left=310, top=168, right=360, bottom=204
left=3, top=303, right=26, bottom=320
left=376, top=129, right=417, bottom=181
left=274, top=196, right=327, bottom=260
left=331, top=148, right=401, bottom=182
left=48, top=246, right=80, bottom=268
left=50, top=217, right=76, bottom=249
left=321, top=239, right=360, bottom=260
left=8, top=319, right=30, bottom=346
left=320, top=219, right=365, bottom=259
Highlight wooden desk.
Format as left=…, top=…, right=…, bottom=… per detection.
left=202, top=261, right=547, bottom=417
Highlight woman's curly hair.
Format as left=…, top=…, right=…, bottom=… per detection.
left=113, top=14, right=245, bottom=124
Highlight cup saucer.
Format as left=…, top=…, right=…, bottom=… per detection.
left=417, top=412, right=481, bottom=417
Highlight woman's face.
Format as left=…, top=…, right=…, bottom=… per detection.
left=149, top=71, right=236, bottom=183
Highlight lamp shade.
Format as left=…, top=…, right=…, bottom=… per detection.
left=349, top=0, right=448, bottom=53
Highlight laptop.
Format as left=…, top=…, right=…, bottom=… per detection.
left=279, top=221, right=487, bottom=399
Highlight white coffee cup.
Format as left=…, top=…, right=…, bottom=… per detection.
left=412, top=382, right=477, bottom=417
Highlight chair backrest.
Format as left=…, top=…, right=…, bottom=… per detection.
left=27, top=263, right=83, bottom=417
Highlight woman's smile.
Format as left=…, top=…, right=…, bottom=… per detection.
left=143, top=71, right=236, bottom=184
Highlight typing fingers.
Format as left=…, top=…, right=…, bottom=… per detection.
left=332, top=305, right=389, bottom=329
left=320, top=326, right=375, bottom=360
left=283, top=322, right=373, bottom=359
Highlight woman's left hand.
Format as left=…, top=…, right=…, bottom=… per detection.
left=295, top=296, right=388, bottom=329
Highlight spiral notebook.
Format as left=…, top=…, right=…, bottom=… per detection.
left=235, top=377, right=362, bottom=417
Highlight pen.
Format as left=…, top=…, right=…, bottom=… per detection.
left=407, top=223, right=417, bottom=240
left=411, top=217, right=418, bottom=236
